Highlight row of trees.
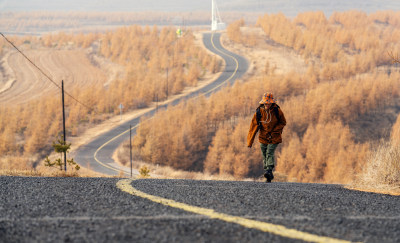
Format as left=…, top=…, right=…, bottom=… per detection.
left=258, top=11, right=400, bottom=56
left=226, top=19, right=258, bottom=47
left=226, top=19, right=245, bottom=44
left=255, top=11, right=399, bottom=78
left=124, top=11, right=400, bottom=183
left=128, top=69, right=399, bottom=182
left=224, top=12, right=400, bottom=81
left=0, top=25, right=220, bottom=169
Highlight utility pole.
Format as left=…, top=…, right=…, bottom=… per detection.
left=130, top=124, right=132, bottom=178
left=172, top=51, right=175, bottom=68
left=61, top=80, right=67, bottom=171
left=156, top=93, right=158, bottom=113
left=119, top=103, right=123, bottom=121
left=166, top=68, right=169, bottom=100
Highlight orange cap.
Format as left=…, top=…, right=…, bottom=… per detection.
left=259, top=92, right=276, bottom=104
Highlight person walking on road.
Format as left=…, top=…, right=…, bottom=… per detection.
left=247, top=93, right=286, bottom=183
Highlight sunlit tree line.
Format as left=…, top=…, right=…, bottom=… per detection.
left=125, top=10, right=400, bottom=183
left=256, top=11, right=400, bottom=80
left=128, top=70, right=399, bottom=182
left=0, top=25, right=219, bottom=169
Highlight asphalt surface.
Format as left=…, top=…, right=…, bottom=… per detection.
left=1, top=177, right=399, bottom=242
left=74, top=32, right=248, bottom=176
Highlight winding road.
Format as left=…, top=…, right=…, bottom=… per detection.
left=2, top=33, right=399, bottom=242
left=75, top=32, right=248, bottom=176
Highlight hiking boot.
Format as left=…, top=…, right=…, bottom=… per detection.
left=264, top=170, right=274, bottom=183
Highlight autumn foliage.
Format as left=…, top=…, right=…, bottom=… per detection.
left=0, top=25, right=218, bottom=169
left=126, top=10, right=400, bottom=183
left=2, top=10, right=400, bottom=184
left=256, top=11, right=399, bottom=80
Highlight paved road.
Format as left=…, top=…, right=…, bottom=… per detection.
left=1, top=177, right=399, bottom=242
left=74, top=32, right=248, bottom=176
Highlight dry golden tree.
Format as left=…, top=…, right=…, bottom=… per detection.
left=388, top=50, right=400, bottom=64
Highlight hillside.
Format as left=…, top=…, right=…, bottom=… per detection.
left=0, top=26, right=220, bottom=171
left=122, top=11, right=400, bottom=186
left=0, top=49, right=112, bottom=105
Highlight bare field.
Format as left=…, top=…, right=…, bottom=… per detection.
left=0, top=48, right=107, bottom=105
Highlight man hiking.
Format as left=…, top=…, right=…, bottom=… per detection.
left=247, top=93, right=286, bottom=183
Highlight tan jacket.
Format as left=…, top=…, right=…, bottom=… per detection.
left=247, top=104, right=286, bottom=147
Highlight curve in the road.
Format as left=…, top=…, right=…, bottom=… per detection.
left=117, top=179, right=350, bottom=243
left=75, top=32, right=248, bottom=176
left=2, top=177, right=399, bottom=242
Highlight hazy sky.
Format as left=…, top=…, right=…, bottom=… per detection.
left=1, top=0, right=400, bottom=16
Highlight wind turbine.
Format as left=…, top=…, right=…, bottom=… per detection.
left=211, top=0, right=226, bottom=31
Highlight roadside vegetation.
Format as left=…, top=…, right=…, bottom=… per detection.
left=121, top=10, right=400, bottom=187
left=352, top=117, right=400, bottom=194
left=1, top=10, right=399, bottom=192
left=0, top=25, right=219, bottom=172
left=0, top=166, right=104, bottom=178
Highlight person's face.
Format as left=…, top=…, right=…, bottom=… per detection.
left=264, top=103, right=272, bottom=109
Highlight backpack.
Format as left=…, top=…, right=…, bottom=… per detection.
left=256, top=104, right=280, bottom=130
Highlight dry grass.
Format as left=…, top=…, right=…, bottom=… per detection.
left=112, top=170, right=127, bottom=178
left=0, top=169, right=46, bottom=177
left=0, top=164, right=108, bottom=178
left=0, top=169, right=82, bottom=177
left=127, top=160, right=287, bottom=182
left=113, top=130, right=288, bottom=182
left=351, top=142, right=400, bottom=195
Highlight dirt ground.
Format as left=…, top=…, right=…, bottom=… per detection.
left=0, top=48, right=107, bottom=105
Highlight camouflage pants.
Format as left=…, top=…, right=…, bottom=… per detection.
left=260, top=143, right=278, bottom=171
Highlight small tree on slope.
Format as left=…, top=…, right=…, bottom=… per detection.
left=44, top=135, right=80, bottom=171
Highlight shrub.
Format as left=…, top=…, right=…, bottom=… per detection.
left=139, top=165, right=150, bottom=178
left=359, top=142, right=400, bottom=186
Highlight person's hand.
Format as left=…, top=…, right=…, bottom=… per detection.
left=248, top=145, right=252, bottom=148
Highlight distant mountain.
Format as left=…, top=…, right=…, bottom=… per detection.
left=1, top=0, right=400, bottom=16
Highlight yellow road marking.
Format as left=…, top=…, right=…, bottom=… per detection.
left=93, top=123, right=140, bottom=173
left=93, top=32, right=241, bottom=173
left=201, top=32, right=240, bottom=96
left=93, top=116, right=155, bottom=174
left=117, top=179, right=352, bottom=243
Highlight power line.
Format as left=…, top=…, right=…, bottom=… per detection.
left=0, top=32, right=92, bottom=110
left=0, top=32, right=160, bottom=130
